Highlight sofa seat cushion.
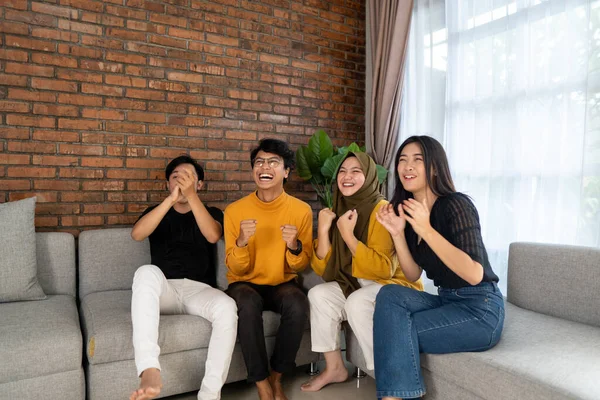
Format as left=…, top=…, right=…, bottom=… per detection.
left=80, top=290, right=309, bottom=365
left=0, top=295, right=82, bottom=383
left=421, top=302, right=600, bottom=400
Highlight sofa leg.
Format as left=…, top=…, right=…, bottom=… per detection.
left=353, top=367, right=367, bottom=378
left=306, top=362, right=320, bottom=376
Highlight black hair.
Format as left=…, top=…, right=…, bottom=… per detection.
left=165, top=155, right=204, bottom=181
left=250, top=138, right=295, bottom=183
left=390, top=135, right=456, bottom=213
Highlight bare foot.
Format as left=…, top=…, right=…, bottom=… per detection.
left=300, top=365, right=348, bottom=392
left=256, top=378, right=274, bottom=400
left=130, top=368, right=162, bottom=400
left=269, top=371, right=288, bottom=400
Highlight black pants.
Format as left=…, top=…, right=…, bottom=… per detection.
left=226, top=280, right=309, bottom=382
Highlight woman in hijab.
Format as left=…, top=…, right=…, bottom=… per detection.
left=301, top=152, right=423, bottom=392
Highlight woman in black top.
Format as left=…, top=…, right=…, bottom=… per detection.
left=373, top=136, right=504, bottom=400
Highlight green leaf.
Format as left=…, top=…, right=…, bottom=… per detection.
left=308, top=129, right=334, bottom=165
left=376, top=164, right=389, bottom=184
left=321, top=153, right=346, bottom=180
left=337, top=142, right=362, bottom=155
left=295, top=147, right=312, bottom=180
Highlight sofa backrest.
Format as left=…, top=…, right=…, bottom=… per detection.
left=507, top=242, right=600, bottom=327
left=36, top=232, right=76, bottom=297
left=78, top=227, right=324, bottom=299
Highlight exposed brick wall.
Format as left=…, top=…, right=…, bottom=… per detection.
left=0, top=0, right=366, bottom=234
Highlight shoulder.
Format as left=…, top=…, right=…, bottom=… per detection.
left=225, top=194, right=253, bottom=214
left=437, top=192, right=480, bottom=221
left=286, top=194, right=312, bottom=215
left=370, top=199, right=388, bottom=219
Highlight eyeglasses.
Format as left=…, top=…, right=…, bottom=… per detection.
left=254, top=158, right=282, bottom=169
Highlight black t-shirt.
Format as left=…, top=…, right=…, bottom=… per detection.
left=139, top=205, right=224, bottom=286
left=406, top=192, right=499, bottom=289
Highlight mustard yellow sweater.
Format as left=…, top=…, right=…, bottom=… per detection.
left=311, top=200, right=423, bottom=291
left=224, top=191, right=313, bottom=285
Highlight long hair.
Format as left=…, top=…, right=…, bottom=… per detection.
left=390, top=135, right=456, bottom=214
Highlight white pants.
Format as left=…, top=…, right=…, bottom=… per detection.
left=131, top=265, right=238, bottom=400
left=307, top=281, right=382, bottom=370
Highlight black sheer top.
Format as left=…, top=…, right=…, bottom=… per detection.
left=406, top=192, right=499, bottom=289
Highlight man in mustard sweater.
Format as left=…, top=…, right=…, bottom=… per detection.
left=224, top=138, right=313, bottom=400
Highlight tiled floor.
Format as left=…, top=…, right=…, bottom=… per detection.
left=167, top=359, right=376, bottom=400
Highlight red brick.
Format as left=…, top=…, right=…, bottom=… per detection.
left=32, top=27, right=79, bottom=42
left=189, top=106, right=223, bottom=117
left=106, top=169, right=147, bottom=179
left=149, top=13, right=186, bottom=28
left=105, top=5, right=147, bottom=20
left=127, top=181, right=166, bottom=191
left=81, top=157, right=124, bottom=167
left=82, top=181, right=125, bottom=191
left=6, top=115, right=55, bottom=128
left=105, top=75, right=147, bottom=88
left=58, top=19, right=102, bottom=35
left=32, top=53, right=78, bottom=68
left=5, top=63, right=53, bottom=77
left=6, top=35, right=55, bottom=52
left=127, top=112, right=166, bottom=123
left=60, top=0, right=103, bottom=12
left=81, top=133, right=125, bottom=144
left=149, top=57, right=188, bottom=70
left=106, top=51, right=147, bottom=65
left=167, top=72, right=204, bottom=84
left=127, top=135, right=167, bottom=146
left=106, top=121, right=146, bottom=134
left=57, top=69, right=103, bottom=83
left=58, top=144, right=103, bottom=156
left=33, top=104, right=78, bottom=117
left=80, top=60, right=123, bottom=73
left=7, top=167, right=56, bottom=178
left=125, top=42, right=167, bottom=57
left=82, top=83, right=124, bottom=97
left=61, top=192, right=104, bottom=202
left=0, top=48, right=28, bottom=62
left=5, top=9, right=56, bottom=26
left=31, top=78, right=77, bottom=93
left=167, top=93, right=204, bottom=104
left=84, top=203, right=125, bottom=214
left=148, top=80, right=186, bottom=92
left=0, top=100, right=29, bottom=113
left=58, top=119, right=103, bottom=130
left=107, top=192, right=147, bottom=202
left=126, top=88, right=165, bottom=101
left=148, top=125, right=186, bottom=136
left=0, top=74, right=27, bottom=86
left=32, top=155, right=78, bottom=166
left=82, top=109, right=126, bottom=120
left=107, top=215, right=139, bottom=225
left=149, top=34, right=187, bottom=49
left=82, top=35, right=124, bottom=50
left=57, top=93, right=103, bottom=107
left=36, top=216, right=59, bottom=227
left=81, top=12, right=124, bottom=27
left=0, top=154, right=30, bottom=164
left=0, top=180, right=31, bottom=190
left=105, top=98, right=146, bottom=110
left=36, top=203, right=81, bottom=215
left=61, top=216, right=104, bottom=226
left=58, top=44, right=103, bottom=59
left=59, top=168, right=104, bottom=179
left=167, top=116, right=205, bottom=127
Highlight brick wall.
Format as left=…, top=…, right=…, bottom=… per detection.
left=0, top=0, right=366, bottom=234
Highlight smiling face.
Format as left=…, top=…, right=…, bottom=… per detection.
left=336, top=156, right=366, bottom=197
left=252, top=150, right=289, bottom=191
left=397, top=142, right=428, bottom=195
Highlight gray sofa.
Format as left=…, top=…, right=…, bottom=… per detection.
left=346, top=242, right=600, bottom=399
left=78, top=227, right=319, bottom=400
left=0, top=233, right=85, bottom=400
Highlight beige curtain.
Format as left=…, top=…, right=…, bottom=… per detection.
left=365, top=0, right=414, bottom=191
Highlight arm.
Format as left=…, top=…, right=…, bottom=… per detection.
left=131, top=190, right=178, bottom=241
left=310, top=239, right=331, bottom=276
left=402, top=197, right=484, bottom=285
left=285, top=207, right=313, bottom=272
left=375, top=203, right=423, bottom=282
left=351, top=207, right=396, bottom=280
left=187, top=194, right=222, bottom=243
left=224, top=209, right=252, bottom=275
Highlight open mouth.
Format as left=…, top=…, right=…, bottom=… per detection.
left=342, top=182, right=355, bottom=187
left=403, top=175, right=416, bottom=181
left=259, top=173, right=274, bottom=181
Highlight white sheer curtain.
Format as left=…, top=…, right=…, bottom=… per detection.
left=402, top=0, right=600, bottom=293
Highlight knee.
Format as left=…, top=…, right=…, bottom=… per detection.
left=307, top=284, right=330, bottom=305
left=281, top=290, right=309, bottom=320
left=215, top=295, right=238, bottom=326
left=344, top=290, right=372, bottom=317
left=229, top=285, right=262, bottom=317
left=132, top=265, right=163, bottom=289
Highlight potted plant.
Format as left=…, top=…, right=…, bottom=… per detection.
left=295, top=130, right=388, bottom=208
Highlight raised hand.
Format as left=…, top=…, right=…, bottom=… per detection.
left=236, top=219, right=257, bottom=247
left=375, top=203, right=406, bottom=237
left=175, top=167, right=198, bottom=199
left=167, top=184, right=182, bottom=205
left=402, top=198, right=432, bottom=238
left=336, top=209, right=358, bottom=239
left=281, top=224, right=299, bottom=250
left=317, top=208, right=336, bottom=235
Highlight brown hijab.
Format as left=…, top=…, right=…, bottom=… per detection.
left=322, top=152, right=384, bottom=297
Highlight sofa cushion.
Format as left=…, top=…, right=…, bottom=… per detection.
left=0, top=197, right=46, bottom=302
left=80, top=290, right=307, bottom=365
left=36, top=232, right=76, bottom=297
left=421, top=302, right=600, bottom=400
left=0, top=295, right=82, bottom=383
left=507, top=242, right=600, bottom=327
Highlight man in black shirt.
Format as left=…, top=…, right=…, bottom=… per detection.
left=129, top=156, right=237, bottom=400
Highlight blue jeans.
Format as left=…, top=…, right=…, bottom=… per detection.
left=373, top=282, right=505, bottom=399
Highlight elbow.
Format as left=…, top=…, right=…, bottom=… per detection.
left=131, top=228, right=144, bottom=242
left=206, top=233, right=221, bottom=244
left=465, top=263, right=484, bottom=286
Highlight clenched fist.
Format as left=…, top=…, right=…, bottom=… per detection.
left=281, top=224, right=299, bottom=250
left=236, top=219, right=257, bottom=247
left=318, top=208, right=336, bottom=235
